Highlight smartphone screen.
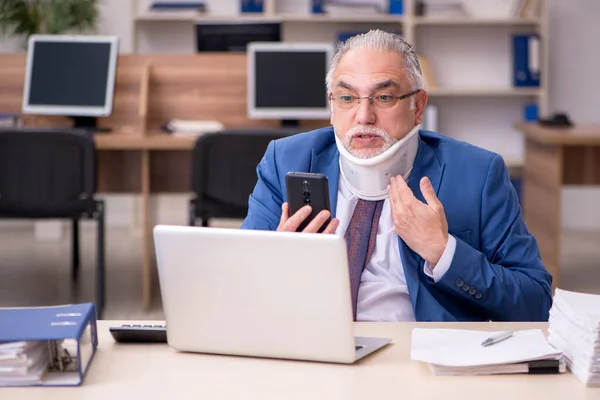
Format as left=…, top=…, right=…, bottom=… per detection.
left=285, top=172, right=331, bottom=232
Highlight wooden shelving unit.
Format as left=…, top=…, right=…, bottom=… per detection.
left=413, top=16, right=541, bottom=26
left=130, top=0, right=548, bottom=168
left=134, top=12, right=404, bottom=23
left=135, top=12, right=277, bottom=22
left=276, top=13, right=405, bottom=23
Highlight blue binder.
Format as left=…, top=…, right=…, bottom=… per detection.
left=512, top=34, right=540, bottom=87
left=312, top=0, right=325, bottom=13
left=389, top=0, right=404, bottom=14
left=0, top=303, right=98, bottom=387
left=241, top=0, right=262, bottom=13
left=241, top=0, right=253, bottom=12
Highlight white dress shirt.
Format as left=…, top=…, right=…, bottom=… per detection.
left=334, top=177, right=457, bottom=322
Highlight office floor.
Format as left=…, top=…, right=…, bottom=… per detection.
left=0, top=222, right=599, bottom=320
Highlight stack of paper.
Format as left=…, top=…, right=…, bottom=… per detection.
left=0, top=341, right=50, bottom=386
left=162, top=119, right=224, bottom=137
left=410, top=328, right=563, bottom=375
left=548, top=288, right=600, bottom=386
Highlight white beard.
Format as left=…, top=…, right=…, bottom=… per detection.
left=334, top=124, right=421, bottom=201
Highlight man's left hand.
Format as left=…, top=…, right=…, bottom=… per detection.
left=388, top=175, right=449, bottom=266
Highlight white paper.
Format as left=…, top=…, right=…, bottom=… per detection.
left=547, top=288, right=600, bottom=386
left=410, top=328, right=561, bottom=368
left=0, top=341, right=49, bottom=385
left=552, top=289, right=600, bottom=332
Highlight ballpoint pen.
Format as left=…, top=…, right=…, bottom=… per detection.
left=481, top=331, right=514, bottom=347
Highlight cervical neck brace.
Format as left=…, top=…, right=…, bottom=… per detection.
left=335, top=124, right=421, bottom=201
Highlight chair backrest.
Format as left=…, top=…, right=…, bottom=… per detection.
left=0, top=128, right=96, bottom=218
left=191, top=130, right=291, bottom=217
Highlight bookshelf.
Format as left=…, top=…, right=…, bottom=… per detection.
left=277, top=14, right=405, bottom=23
left=134, top=13, right=404, bottom=23
left=413, top=16, right=541, bottom=26
left=130, top=0, right=548, bottom=167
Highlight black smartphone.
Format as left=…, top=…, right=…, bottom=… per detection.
left=285, top=172, right=331, bottom=233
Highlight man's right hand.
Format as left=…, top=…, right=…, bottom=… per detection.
left=277, top=202, right=340, bottom=234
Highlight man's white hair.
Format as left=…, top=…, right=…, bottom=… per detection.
left=325, top=30, right=424, bottom=102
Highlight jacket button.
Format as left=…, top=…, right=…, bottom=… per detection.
left=455, top=279, right=464, bottom=288
left=462, top=284, right=470, bottom=291
left=469, top=287, right=476, bottom=295
left=475, top=292, right=482, bottom=299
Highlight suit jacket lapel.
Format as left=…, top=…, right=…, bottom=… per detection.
left=400, top=135, right=446, bottom=316
left=407, top=136, right=445, bottom=202
left=309, top=145, right=340, bottom=218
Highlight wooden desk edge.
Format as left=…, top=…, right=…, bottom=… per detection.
left=93, top=130, right=196, bottom=150
left=515, top=122, right=600, bottom=145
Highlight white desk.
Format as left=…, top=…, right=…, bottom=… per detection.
left=2, top=321, right=598, bottom=399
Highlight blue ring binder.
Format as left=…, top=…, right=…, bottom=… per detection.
left=0, top=303, right=98, bottom=386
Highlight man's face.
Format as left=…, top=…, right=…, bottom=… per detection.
left=329, top=48, right=427, bottom=159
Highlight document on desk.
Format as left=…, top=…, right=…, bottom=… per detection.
left=410, top=328, right=564, bottom=375
left=548, top=288, right=600, bottom=386
left=162, top=119, right=224, bottom=136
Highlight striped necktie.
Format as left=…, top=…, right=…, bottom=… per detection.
left=344, top=199, right=385, bottom=321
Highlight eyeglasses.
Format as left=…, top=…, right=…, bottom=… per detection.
left=328, top=89, right=421, bottom=110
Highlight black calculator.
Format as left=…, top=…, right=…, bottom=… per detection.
left=109, top=324, right=167, bottom=343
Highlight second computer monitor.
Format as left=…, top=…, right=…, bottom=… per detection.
left=247, top=42, right=333, bottom=124
left=196, top=22, right=280, bottom=52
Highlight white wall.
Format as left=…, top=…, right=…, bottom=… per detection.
left=97, top=0, right=134, bottom=53
left=0, top=36, right=22, bottom=52
left=548, top=0, right=600, bottom=230
left=0, top=0, right=133, bottom=53
left=1, top=0, right=600, bottom=232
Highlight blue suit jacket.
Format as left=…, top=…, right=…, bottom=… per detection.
left=241, top=127, right=553, bottom=322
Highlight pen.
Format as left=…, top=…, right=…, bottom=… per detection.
left=481, top=331, right=514, bottom=347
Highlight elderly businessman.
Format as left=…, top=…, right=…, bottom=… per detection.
left=241, top=29, right=552, bottom=322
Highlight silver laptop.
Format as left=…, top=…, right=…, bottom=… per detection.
left=153, top=224, right=392, bottom=364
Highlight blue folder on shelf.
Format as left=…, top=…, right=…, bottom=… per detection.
left=0, top=303, right=98, bottom=387
left=512, top=34, right=540, bottom=87
left=312, top=0, right=325, bottom=13
left=241, top=0, right=263, bottom=13
left=389, top=0, right=404, bottom=14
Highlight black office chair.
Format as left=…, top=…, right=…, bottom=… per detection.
left=0, top=128, right=105, bottom=318
left=189, top=129, right=292, bottom=227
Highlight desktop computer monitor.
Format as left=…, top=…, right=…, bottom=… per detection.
left=22, top=35, right=119, bottom=131
left=196, top=21, right=280, bottom=52
left=247, top=42, right=333, bottom=127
